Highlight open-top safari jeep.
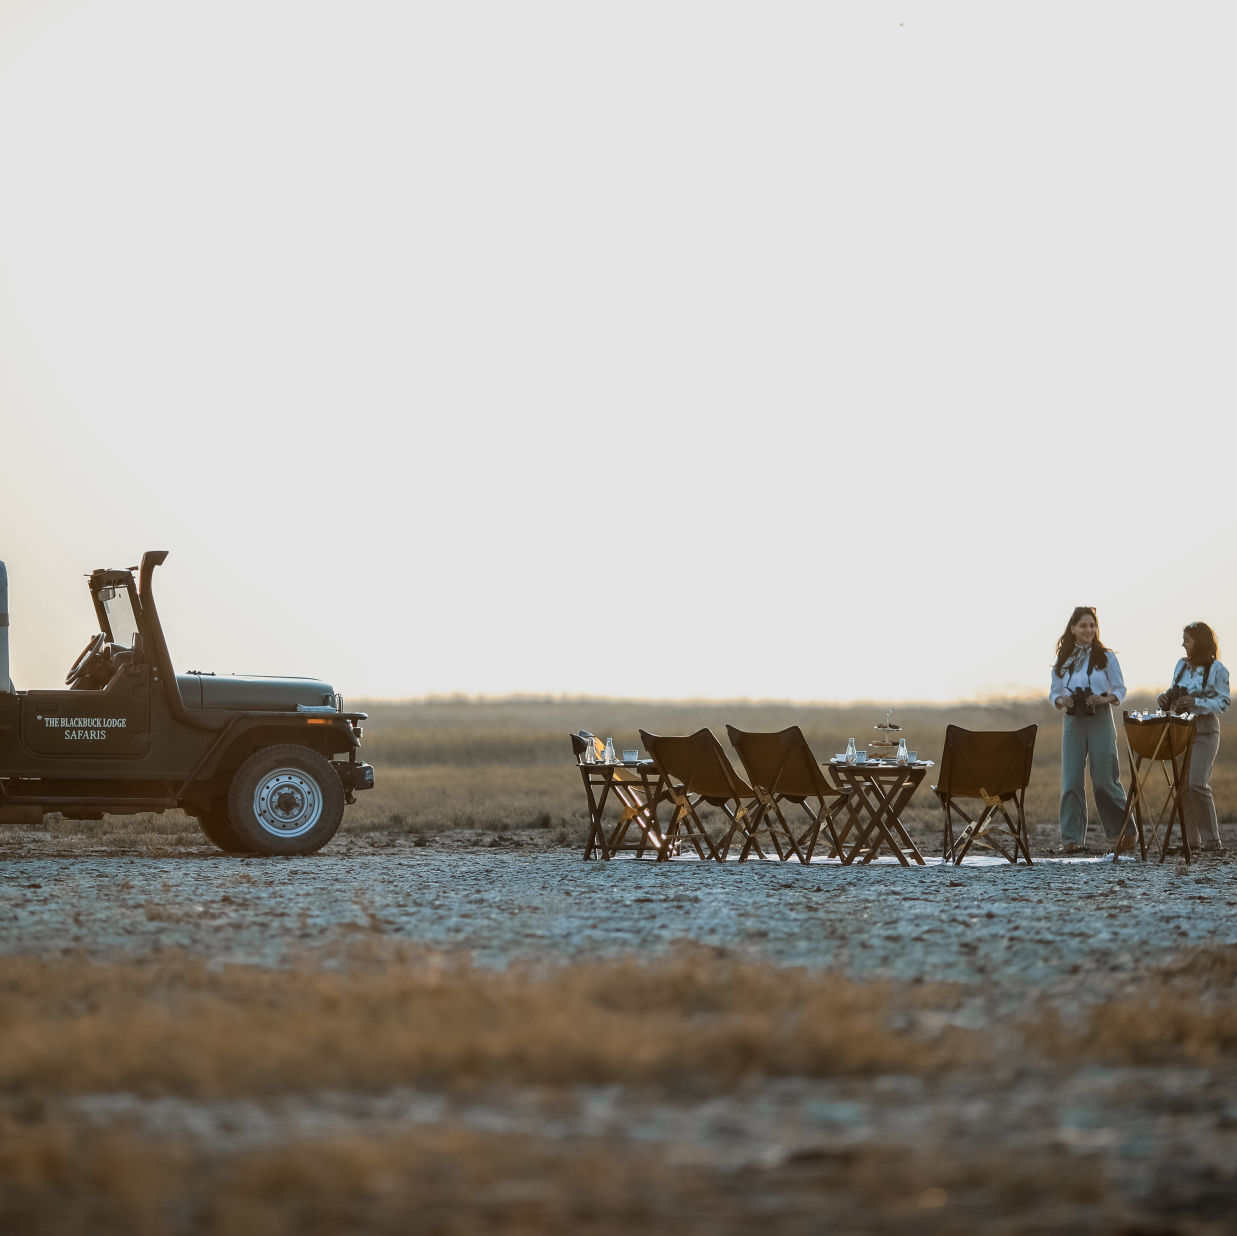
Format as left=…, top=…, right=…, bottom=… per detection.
left=0, top=550, right=373, bottom=855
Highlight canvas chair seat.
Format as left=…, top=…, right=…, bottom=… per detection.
left=933, top=725, right=1037, bottom=864
left=725, top=724, right=849, bottom=863
left=639, top=728, right=804, bottom=861
left=1113, top=713, right=1197, bottom=863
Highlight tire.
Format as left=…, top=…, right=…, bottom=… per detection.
left=226, top=744, right=345, bottom=856
left=196, top=809, right=258, bottom=855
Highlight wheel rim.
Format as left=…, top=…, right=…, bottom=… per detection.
left=252, top=767, right=323, bottom=838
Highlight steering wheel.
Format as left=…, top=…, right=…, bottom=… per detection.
left=65, top=632, right=108, bottom=687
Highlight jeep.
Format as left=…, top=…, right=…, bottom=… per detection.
left=0, top=550, right=373, bottom=855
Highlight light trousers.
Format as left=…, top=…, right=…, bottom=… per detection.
left=1059, top=707, right=1128, bottom=846
left=1184, top=714, right=1222, bottom=849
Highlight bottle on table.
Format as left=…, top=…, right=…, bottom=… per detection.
left=603, top=737, right=616, bottom=764
left=845, top=737, right=857, bottom=766
left=896, top=737, right=909, bottom=766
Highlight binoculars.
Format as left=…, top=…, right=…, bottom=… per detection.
left=1158, top=684, right=1190, bottom=713
left=1064, top=687, right=1095, bottom=717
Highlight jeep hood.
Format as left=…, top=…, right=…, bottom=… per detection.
left=178, top=673, right=337, bottom=712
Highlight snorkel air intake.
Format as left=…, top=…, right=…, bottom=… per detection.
left=0, top=561, right=9, bottom=692
left=138, top=550, right=226, bottom=731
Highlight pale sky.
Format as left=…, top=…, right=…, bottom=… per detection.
left=2, top=1, right=1234, bottom=704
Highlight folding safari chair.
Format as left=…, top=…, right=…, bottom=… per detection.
left=933, top=725, right=1037, bottom=864
left=725, top=725, right=850, bottom=863
left=1112, top=713, right=1197, bottom=863
left=639, top=728, right=802, bottom=861
left=572, top=731, right=669, bottom=859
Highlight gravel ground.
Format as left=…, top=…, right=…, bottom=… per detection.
left=4, top=832, right=1237, bottom=1231
left=3, top=837, right=1235, bottom=1002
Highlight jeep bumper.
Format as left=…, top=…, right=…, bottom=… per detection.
left=332, top=761, right=375, bottom=793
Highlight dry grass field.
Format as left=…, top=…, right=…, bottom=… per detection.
left=347, top=694, right=1237, bottom=853
left=3, top=696, right=1236, bottom=1233
left=9, top=694, right=1235, bottom=855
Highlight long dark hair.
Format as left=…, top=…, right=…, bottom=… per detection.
left=1054, top=606, right=1111, bottom=677
left=1184, top=621, right=1219, bottom=667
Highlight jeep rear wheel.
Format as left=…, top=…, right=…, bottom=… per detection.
left=227, top=745, right=345, bottom=855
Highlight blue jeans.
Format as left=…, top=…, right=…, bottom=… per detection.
left=1059, top=708, right=1127, bottom=846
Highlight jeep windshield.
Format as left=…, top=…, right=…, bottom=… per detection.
left=100, top=585, right=140, bottom=650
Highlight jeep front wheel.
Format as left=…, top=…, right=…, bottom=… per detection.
left=227, top=745, right=345, bottom=856
left=196, top=809, right=258, bottom=855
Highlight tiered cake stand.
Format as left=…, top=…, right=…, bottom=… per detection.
left=869, top=709, right=902, bottom=763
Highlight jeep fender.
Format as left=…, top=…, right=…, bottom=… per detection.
left=177, top=716, right=359, bottom=792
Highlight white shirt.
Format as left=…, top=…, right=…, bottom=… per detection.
left=1169, top=658, right=1230, bottom=717
left=1049, top=646, right=1127, bottom=707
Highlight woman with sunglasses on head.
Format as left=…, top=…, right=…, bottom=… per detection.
left=1050, top=607, right=1129, bottom=854
left=1159, top=622, right=1229, bottom=853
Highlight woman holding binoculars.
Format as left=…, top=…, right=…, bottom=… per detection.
left=1159, top=621, right=1229, bottom=853
left=1050, top=607, right=1129, bottom=854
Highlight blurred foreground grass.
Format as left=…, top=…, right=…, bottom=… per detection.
left=0, top=949, right=974, bottom=1097
left=3, top=945, right=1234, bottom=1098
left=1, top=946, right=1234, bottom=1234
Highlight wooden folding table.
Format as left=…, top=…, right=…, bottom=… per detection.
left=825, top=760, right=930, bottom=866
left=578, top=758, right=671, bottom=859
left=578, top=758, right=722, bottom=860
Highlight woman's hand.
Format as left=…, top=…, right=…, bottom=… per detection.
left=1174, top=693, right=1196, bottom=713
left=1054, top=696, right=1067, bottom=710
left=1086, top=693, right=1110, bottom=708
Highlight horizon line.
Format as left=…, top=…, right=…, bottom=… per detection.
left=347, top=688, right=1169, bottom=708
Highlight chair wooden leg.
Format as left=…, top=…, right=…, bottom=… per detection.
left=953, top=805, right=989, bottom=865
left=771, top=802, right=806, bottom=863
left=661, top=798, right=720, bottom=862
left=1013, top=804, right=1033, bottom=865
left=730, top=801, right=806, bottom=863
left=822, top=800, right=849, bottom=862
left=1117, top=751, right=1140, bottom=862
left=791, top=801, right=821, bottom=862
left=798, top=795, right=847, bottom=863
